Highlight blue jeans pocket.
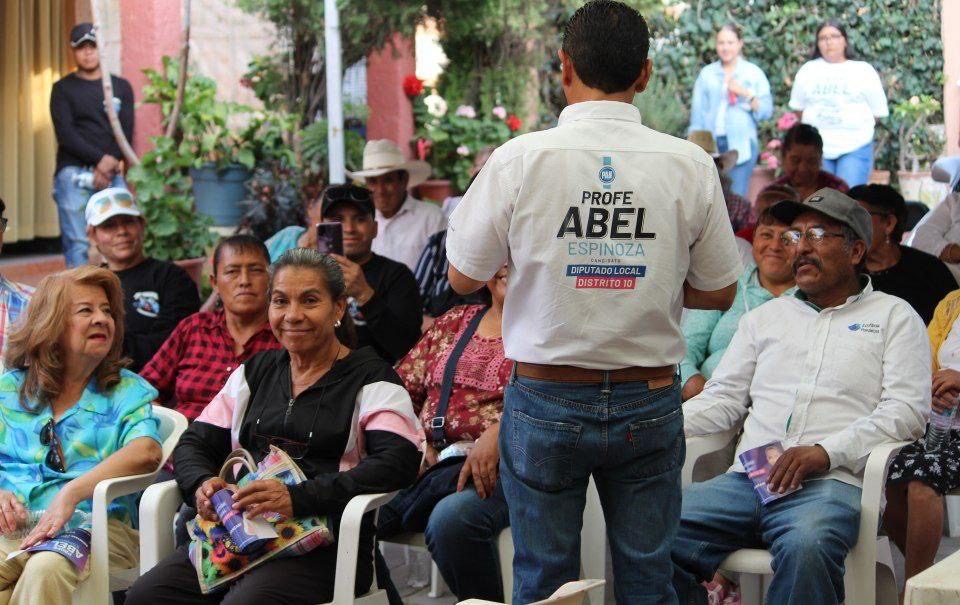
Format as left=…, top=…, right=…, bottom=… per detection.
left=510, top=409, right=581, bottom=492
left=627, top=406, right=684, bottom=478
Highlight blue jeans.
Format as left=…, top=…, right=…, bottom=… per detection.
left=822, top=141, right=874, bottom=188
left=424, top=483, right=510, bottom=601
left=500, top=374, right=684, bottom=604
left=671, top=473, right=861, bottom=605
left=375, top=474, right=510, bottom=603
left=52, top=166, right=126, bottom=267
left=716, top=137, right=759, bottom=199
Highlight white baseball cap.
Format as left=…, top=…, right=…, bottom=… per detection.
left=85, top=187, right=142, bottom=227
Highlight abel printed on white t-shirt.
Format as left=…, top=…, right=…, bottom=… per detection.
left=789, top=58, right=889, bottom=159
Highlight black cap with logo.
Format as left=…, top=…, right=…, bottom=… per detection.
left=70, top=23, right=97, bottom=48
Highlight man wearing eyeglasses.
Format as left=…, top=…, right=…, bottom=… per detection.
left=85, top=188, right=200, bottom=372
left=673, top=188, right=931, bottom=605
left=50, top=23, right=135, bottom=268
left=0, top=197, right=34, bottom=372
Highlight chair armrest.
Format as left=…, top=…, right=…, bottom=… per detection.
left=841, top=440, right=912, bottom=605
left=332, top=492, right=398, bottom=604
left=81, top=470, right=161, bottom=604
left=682, top=427, right=740, bottom=487
left=139, top=480, right=184, bottom=574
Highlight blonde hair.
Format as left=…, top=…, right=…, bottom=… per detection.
left=4, top=266, right=128, bottom=410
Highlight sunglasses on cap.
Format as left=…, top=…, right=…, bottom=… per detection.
left=91, top=191, right=137, bottom=217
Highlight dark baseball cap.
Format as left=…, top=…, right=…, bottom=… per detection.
left=70, top=23, right=97, bottom=47
left=320, top=184, right=375, bottom=217
left=769, top=187, right=873, bottom=245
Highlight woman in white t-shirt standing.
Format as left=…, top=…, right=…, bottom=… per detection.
left=789, top=20, right=888, bottom=187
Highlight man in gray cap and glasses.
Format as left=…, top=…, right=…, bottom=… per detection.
left=50, top=22, right=135, bottom=267
left=672, top=188, right=931, bottom=605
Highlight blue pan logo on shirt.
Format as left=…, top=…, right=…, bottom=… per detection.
left=848, top=322, right=881, bottom=334
left=598, top=156, right=615, bottom=190
left=133, top=291, right=160, bottom=318
left=848, top=323, right=861, bottom=332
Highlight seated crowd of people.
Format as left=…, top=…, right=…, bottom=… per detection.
left=2, top=116, right=960, bottom=605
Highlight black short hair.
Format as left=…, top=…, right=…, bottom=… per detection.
left=755, top=206, right=792, bottom=228
left=562, top=0, right=650, bottom=94
left=812, top=20, right=855, bottom=60
left=0, top=196, right=5, bottom=220
left=848, top=184, right=907, bottom=242
left=782, top=123, right=823, bottom=155
left=212, top=234, right=270, bottom=274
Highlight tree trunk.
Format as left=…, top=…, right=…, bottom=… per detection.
left=90, top=0, right=139, bottom=166
left=165, top=0, right=192, bottom=139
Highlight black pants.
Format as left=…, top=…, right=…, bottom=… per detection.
left=126, top=544, right=373, bottom=605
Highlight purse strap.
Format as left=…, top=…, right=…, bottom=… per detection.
left=430, top=307, right=487, bottom=449
left=219, top=449, right=258, bottom=482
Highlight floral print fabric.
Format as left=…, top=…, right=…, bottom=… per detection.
left=396, top=305, right=512, bottom=443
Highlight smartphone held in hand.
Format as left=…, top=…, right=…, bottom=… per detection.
left=316, top=222, right=344, bottom=256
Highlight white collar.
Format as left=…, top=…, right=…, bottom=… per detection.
left=558, top=101, right=642, bottom=126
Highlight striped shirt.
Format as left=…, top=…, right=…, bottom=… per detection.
left=0, top=275, right=33, bottom=372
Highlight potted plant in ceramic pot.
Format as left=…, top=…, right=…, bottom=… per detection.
left=142, top=56, right=264, bottom=227
left=126, top=135, right=217, bottom=288
left=405, top=75, right=521, bottom=200
left=894, top=95, right=947, bottom=205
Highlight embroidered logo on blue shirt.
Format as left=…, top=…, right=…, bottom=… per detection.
left=598, top=156, right=615, bottom=190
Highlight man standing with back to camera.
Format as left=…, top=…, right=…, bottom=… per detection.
left=446, top=1, right=743, bottom=602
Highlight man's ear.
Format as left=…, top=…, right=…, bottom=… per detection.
left=558, top=49, right=573, bottom=87
left=634, top=59, right=653, bottom=94
left=851, top=239, right=868, bottom=266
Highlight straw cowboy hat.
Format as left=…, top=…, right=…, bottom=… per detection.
left=347, top=139, right=432, bottom=188
left=687, top=130, right=739, bottom=173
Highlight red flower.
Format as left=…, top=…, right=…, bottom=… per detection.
left=506, top=114, right=522, bottom=132
left=416, top=138, right=432, bottom=161
left=402, top=75, right=424, bottom=97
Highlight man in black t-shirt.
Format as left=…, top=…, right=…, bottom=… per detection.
left=51, top=23, right=135, bottom=268
left=320, top=185, right=422, bottom=363
left=85, top=188, right=200, bottom=371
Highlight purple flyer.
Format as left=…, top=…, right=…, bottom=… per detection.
left=211, top=488, right=271, bottom=554
left=22, top=529, right=92, bottom=571
left=738, top=441, right=802, bottom=504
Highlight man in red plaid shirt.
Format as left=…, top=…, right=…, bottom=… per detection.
left=141, top=235, right=280, bottom=421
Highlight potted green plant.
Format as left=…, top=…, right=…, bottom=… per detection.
left=893, top=95, right=946, bottom=204
left=126, top=135, right=217, bottom=286
left=143, top=57, right=262, bottom=226
left=405, top=75, right=520, bottom=198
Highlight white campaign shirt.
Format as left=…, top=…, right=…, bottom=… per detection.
left=371, top=195, right=447, bottom=271
left=446, top=101, right=744, bottom=369
left=907, top=192, right=960, bottom=283
left=789, top=58, right=889, bottom=159
left=684, top=280, right=930, bottom=487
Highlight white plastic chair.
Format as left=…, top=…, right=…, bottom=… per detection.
left=379, top=476, right=607, bottom=604
left=139, top=477, right=399, bottom=604
left=457, top=579, right=606, bottom=605
left=71, top=406, right=188, bottom=604
left=682, top=427, right=906, bottom=605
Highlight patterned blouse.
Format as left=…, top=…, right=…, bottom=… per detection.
left=396, top=305, right=513, bottom=443
left=0, top=369, right=161, bottom=524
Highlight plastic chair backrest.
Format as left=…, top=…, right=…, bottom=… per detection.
left=152, top=407, right=188, bottom=466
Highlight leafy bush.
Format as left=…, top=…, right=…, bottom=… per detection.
left=646, top=0, right=945, bottom=174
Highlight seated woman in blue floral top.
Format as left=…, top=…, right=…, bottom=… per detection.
left=0, top=266, right=162, bottom=605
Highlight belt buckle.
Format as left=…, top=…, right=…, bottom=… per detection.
left=430, top=417, right=445, bottom=430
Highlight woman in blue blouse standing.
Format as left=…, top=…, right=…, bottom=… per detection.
left=689, top=24, right=773, bottom=198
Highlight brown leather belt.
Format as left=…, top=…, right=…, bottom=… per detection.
left=515, top=362, right=676, bottom=388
